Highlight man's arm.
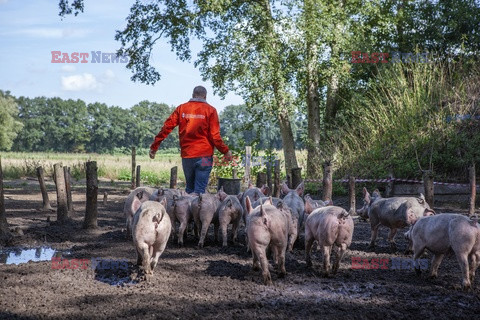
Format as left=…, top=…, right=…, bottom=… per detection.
left=208, top=108, right=230, bottom=155
left=150, top=107, right=180, bottom=158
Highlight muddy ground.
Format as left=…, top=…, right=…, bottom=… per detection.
left=0, top=178, right=479, bottom=319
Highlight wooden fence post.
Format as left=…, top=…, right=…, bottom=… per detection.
left=322, top=161, right=333, bottom=202
left=349, top=176, right=356, bottom=215
left=131, top=146, right=136, bottom=189
left=291, top=167, right=302, bottom=189
left=0, top=157, right=12, bottom=242
left=64, top=166, right=74, bottom=212
left=84, top=161, right=98, bottom=229
left=245, top=146, right=251, bottom=187
left=266, top=162, right=272, bottom=193
left=386, top=171, right=395, bottom=198
left=170, top=166, right=178, bottom=189
left=54, top=163, right=69, bottom=223
left=136, top=165, right=141, bottom=188
left=469, top=163, right=476, bottom=216
left=422, top=170, right=434, bottom=208
left=36, top=166, right=52, bottom=211
left=256, top=172, right=267, bottom=188
left=103, top=191, right=108, bottom=206
left=273, top=160, right=280, bottom=197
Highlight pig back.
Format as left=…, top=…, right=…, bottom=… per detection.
left=306, top=206, right=353, bottom=247
left=133, top=201, right=171, bottom=245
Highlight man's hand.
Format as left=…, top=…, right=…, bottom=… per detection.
left=149, top=149, right=156, bottom=159
left=224, top=150, right=233, bottom=162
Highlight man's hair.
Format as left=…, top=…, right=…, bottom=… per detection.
left=192, top=86, right=207, bottom=98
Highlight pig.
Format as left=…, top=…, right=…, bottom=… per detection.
left=305, top=205, right=354, bottom=276
left=405, top=214, right=480, bottom=290
left=172, top=194, right=197, bottom=246
left=280, top=181, right=305, bottom=248
left=131, top=198, right=171, bottom=275
left=241, top=183, right=270, bottom=225
left=360, top=188, right=435, bottom=251
left=155, top=188, right=207, bottom=241
left=304, top=194, right=329, bottom=208
left=218, top=195, right=243, bottom=247
left=245, top=197, right=289, bottom=285
left=190, top=192, right=223, bottom=248
left=124, top=187, right=159, bottom=239
left=252, top=197, right=298, bottom=252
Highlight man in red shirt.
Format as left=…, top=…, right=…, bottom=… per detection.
left=150, top=86, right=232, bottom=194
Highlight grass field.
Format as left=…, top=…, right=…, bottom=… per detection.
left=0, top=150, right=312, bottom=190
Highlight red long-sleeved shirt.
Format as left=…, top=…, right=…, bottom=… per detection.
left=150, top=100, right=229, bottom=158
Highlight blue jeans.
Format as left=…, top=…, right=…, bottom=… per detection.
left=182, top=156, right=213, bottom=194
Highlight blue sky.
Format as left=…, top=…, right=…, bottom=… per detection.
left=0, top=0, right=244, bottom=112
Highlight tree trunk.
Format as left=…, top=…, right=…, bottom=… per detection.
left=304, top=0, right=323, bottom=179
left=84, top=161, right=98, bottom=229
left=322, top=161, right=333, bottom=202
left=64, top=166, right=74, bottom=212
left=0, top=157, right=12, bottom=243
left=36, top=166, right=52, bottom=211
left=54, top=163, right=69, bottom=223
left=276, top=109, right=298, bottom=175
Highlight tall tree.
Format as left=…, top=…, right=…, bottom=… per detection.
left=0, top=91, right=23, bottom=151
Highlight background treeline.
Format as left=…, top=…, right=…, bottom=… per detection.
left=0, top=90, right=305, bottom=154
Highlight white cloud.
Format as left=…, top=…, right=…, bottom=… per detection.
left=11, top=27, right=91, bottom=39
left=61, top=65, right=76, bottom=72
left=61, top=73, right=98, bottom=91
left=61, top=70, right=116, bottom=92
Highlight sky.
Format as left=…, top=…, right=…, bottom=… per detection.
left=0, top=0, right=244, bottom=112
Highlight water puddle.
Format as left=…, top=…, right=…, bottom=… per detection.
left=0, top=247, right=69, bottom=265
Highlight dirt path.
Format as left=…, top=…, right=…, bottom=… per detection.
left=1, top=181, right=479, bottom=319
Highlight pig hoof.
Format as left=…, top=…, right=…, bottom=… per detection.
left=404, top=249, right=413, bottom=255
left=278, top=271, right=287, bottom=278
left=429, top=274, right=437, bottom=279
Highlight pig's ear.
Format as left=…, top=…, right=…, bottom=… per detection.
left=281, top=182, right=290, bottom=195
left=424, top=208, right=435, bottom=216
left=136, top=191, right=144, bottom=200
left=226, top=198, right=233, bottom=208
left=131, top=197, right=142, bottom=214
left=173, top=195, right=179, bottom=202
left=325, top=199, right=333, bottom=206
left=248, top=182, right=254, bottom=189
left=373, top=189, right=381, bottom=198
left=237, top=192, right=243, bottom=201
left=295, top=181, right=304, bottom=196
left=245, top=197, right=253, bottom=214
left=418, top=194, right=426, bottom=204
left=263, top=197, right=273, bottom=205
left=305, top=198, right=314, bottom=215
left=159, top=197, right=167, bottom=208
left=260, top=184, right=270, bottom=195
